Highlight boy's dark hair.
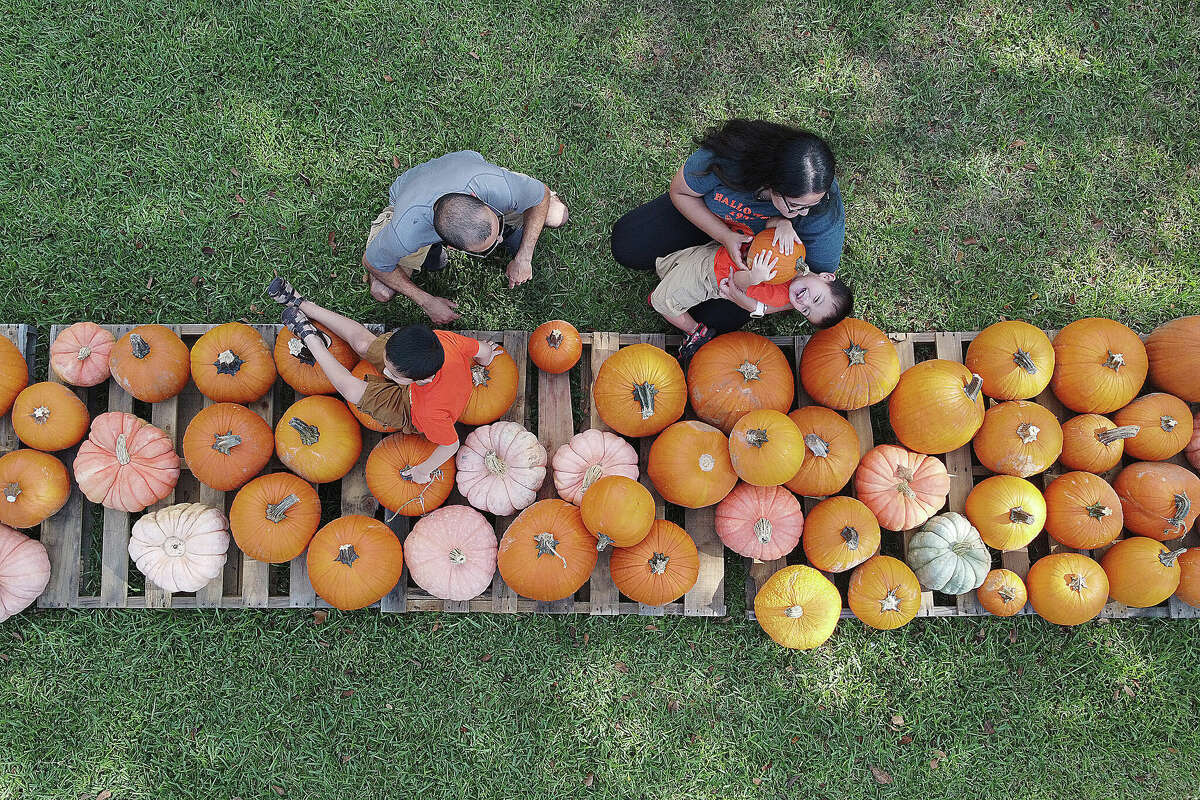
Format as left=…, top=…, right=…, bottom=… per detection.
left=432, top=193, right=495, bottom=250
left=813, top=278, right=854, bottom=329
left=383, top=324, right=444, bottom=380
left=697, top=119, right=836, bottom=202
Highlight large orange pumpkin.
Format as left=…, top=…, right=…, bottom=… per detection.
left=580, top=475, right=655, bottom=550
left=347, top=361, right=400, bottom=433
left=647, top=421, right=737, bottom=508
left=593, top=343, right=686, bottom=437
left=497, top=499, right=598, bottom=602
left=965, top=475, right=1046, bottom=551
left=977, top=569, right=1028, bottom=617
left=1043, top=471, right=1123, bottom=550
left=0, top=449, right=70, bottom=528
left=1027, top=552, right=1108, bottom=625
left=972, top=401, right=1062, bottom=478
left=49, top=322, right=115, bottom=388
left=1144, top=315, right=1200, bottom=401
left=799, top=318, right=900, bottom=411
left=190, top=322, right=276, bottom=404
left=888, top=360, right=985, bottom=454
left=529, top=321, right=582, bottom=374
left=746, top=228, right=808, bottom=285
left=1113, top=393, right=1192, bottom=461
left=1060, top=413, right=1139, bottom=473
left=728, top=409, right=805, bottom=487
left=73, top=412, right=181, bottom=512
left=801, top=495, right=880, bottom=573
left=1113, top=462, right=1200, bottom=541
left=784, top=406, right=861, bottom=498
left=182, top=403, right=273, bottom=491
left=459, top=348, right=519, bottom=426
left=1101, top=536, right=1184, bottom=607
left=275, top=322, right=358, bottom=396
left=1175, top=548, right=1200, bottom=608
left=12, top=382, right=89, bottom=452
left=229, top=472, right=322, bottom=563
left=964, top=321, right=1055, bottom=400
left=365, top=433, right=456, bottom=516
left=109, top=324, right=191, bottom=403
left=686, top=332, right=794, bottom=433
left=0, top=335, right=29, bottom=416
left=853, top=445, right=950, bottom=531
left=847, top=555, right=922, bottom=630
left=307, top=515, right=403, bottom=610
left=1051, top=318, right=1148, bottom=413
left=609, top=519, right=699, bottom=606
left=274, top=396, right=362, bottom=484
left=754, top=565, right=841, bottom=650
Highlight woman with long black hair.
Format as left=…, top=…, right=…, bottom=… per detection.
left=611, top=120, right=846, bottom=336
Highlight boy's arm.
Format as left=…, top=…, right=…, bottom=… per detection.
left=474, top=339, right=501, bottom=365
left=717, top=279, right=761, bottom=312
left=405, top=441, right=461, bottom=484
left=303, top=333, right=368, bottom=404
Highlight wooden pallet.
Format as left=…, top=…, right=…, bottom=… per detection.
left=743, top=330, right=1200, bottom=621
left=0, top=325, right=36, bottom=456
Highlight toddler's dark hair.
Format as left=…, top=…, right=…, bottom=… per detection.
left=383, top=325, right=445, bottom=380
left=813, top=278, right=853, bottom=329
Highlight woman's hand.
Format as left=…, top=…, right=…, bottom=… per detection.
left=475, top=341, right=501, bottom=366
left=771, top=220, right=800, bottom=255
left=721, top=231, right=754, bottom=270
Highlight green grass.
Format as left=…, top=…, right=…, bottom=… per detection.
left=3, top=0, right=1200, bottom=797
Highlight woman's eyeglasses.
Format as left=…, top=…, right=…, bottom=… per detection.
left=779, top=192, right=827, bottom=214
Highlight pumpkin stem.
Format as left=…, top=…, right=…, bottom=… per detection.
left=115, top=432, right=131, bottom=465
left=214, top=349, right=245, bottom=375
left=785, top=605, right=805, bottom=618
left=840, top=526, right=860, bottom=550
left=31, top=405, right=51, bottom=424
left=471, top=363, right=490, bottom=387
left=631, top=381, right=659, bottom=420
left=879, top=589, right=902, bottom=613
left=335, top=543, right=360, bottom=567
left=595, top=533, right=614, bottom=551
left=843, top=343, right=867, bottom=365
left=76, top=344, right=92, bottom=360
left=3, top=482, right=20, bottom=503
left=804, top=433, right=830, bottom=458
left=963, top=373, right=983, bottom=401
left=287, top=336, right=316, bottom=366
left=289, top=417, right=320, bottom=446
left=735, top=360, right=762, bottom=381
left=546, top=329, right=564, bottom=349
left=892, top=465, right=917, bottom=499
left=1159, top=548, right=1186, bottom=568
left=1012, top=348, right=1038, bottom=374
left=1066, top=573, right=1087, bottom=593
left=1096, top=425, right=1139, bottom=445
left=534, top=532, right=568, bottom=568
left=212, top=430, right=243, bottom=455
left=1016, top=423, right=1040, bottom=444
left=449, top=548, right=466, bottom=565
left=1008, top=506, right=1035, bottom=525
left=648, top=552, right=670, bottom=574
left=581, top=464, right=604, bottom=493
left=1168, top=492, right=1191, bottom=534
left=129, top=332, right=151, bottom=359
left=997, top=586, right=1017, bottom=603
left=753, top=518, right=773, bottom=544
left=1103, top=351, right=1125, bottom=371
left=265, top=493, right=300, bottom=523
left=484, top=451, right=507, bottom=476
left=1160, top=415, right=1178, bottom=433
left=1086, top=502, right=1113, bottom=519
left=697, top=453, right=716, bottom=472
left=745, top=428, right=770, bottom=448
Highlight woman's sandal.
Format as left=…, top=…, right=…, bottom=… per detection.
left=268, top=276, right=305, bottom=306
left=281, top=306, right=331, bottom=348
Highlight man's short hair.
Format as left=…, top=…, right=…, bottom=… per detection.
left=383, top=324, right=445, bottom=380
left=815, top=279, right=854, bottom=329
left=432, top=193, right=495, bottom=250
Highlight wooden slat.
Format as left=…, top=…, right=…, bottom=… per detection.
left=97, top=325, right=136, bottom=607
left=533, top=338, right=577, bottom=614
left=683, top=506, right=725, bottom=616
left=891, top=334, right=936, bottom=616
left=628, top=333, right=675, bottom=615
left=237, top=326, right=280, bottom=608
left=488, top=330, right=529, bottom=614
left=586, top=331, right=622, bottom=616
left=143, top=325, right=184, bottom=609
left=0, top=325, right=34, bottom=454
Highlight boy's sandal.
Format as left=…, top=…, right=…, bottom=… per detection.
left=281, top=306, right=331, bottom=348
left=267, top=276, right=305, bottom=306
left=677, top=324, right=715, bottom=362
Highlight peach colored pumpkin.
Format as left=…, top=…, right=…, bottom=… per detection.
left=455, top=421, right=547, bottom=516
left=74, top=412, right=181, bottom=512
left=128, top=503, right=230, bottom=593
left=853, top=445, right=950, bottom=531
left=405, top=505, right=498, bottom=601
left=49, top=322, right=116, bottom=387
left=551, top=429, right=639, bottom=505
left=715, top=483, right=804, bottom=561
left=0, top=524, right=51, bottom=621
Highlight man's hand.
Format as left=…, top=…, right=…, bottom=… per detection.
left=721, top=231, right=753, bottom=270
left=475, top=341, right=501, bottom=367
left=746, top=250, right=779, bottom=285
left=771, top=220, right=800, bottom=255
left=420, top=296, right=460, bottom=325
left=505, top=256, right=533, bottom=288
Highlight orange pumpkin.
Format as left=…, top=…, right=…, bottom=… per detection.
left=647, top=421, right=737, bottom=508
left=964, top=321, right=1055, bottom=400
left=847, top=555, right=921, bottom=630
left=190, top=322, right=276, bottom=404
left=853, top=445, right=950, bottom=531
left=275, top=322, right=358, bottom=396
left=12, top=382, right=89, bottom=452
left=459, top=348, right=519, bottom=426
left=109, top=324, right=191, bottom=403
left=365, top=433, right=456, bottom=516
left=965, top=475, right=1045, bottom=551
left=799, top=318, right=900, bottom=411
left=49, top=322, right=115, bottom=387
left=1027, top=553, right=1108, bottom=625
left=182, top=403, right=273, bottom=491
left=229, top=472, right=322, bottom=563
left=592, top=343, right=686, bottom=437
left=1144, top=315, right=1200, bottom=401
left=609, top=519, right=699, bottom=606
left=784, top=407, right=861, bottom=498
left=1051, top=318, right=1148, bottom=413
left=1101, top=536, right=1184, bottom=608
left=977, top=569, right=1028, bottom=617
left=1175, top=548, right=1200, bottom=607
left=347, top=361, right=400, bottom=433
left=274, top=396, right=362, bottom=484
left=746, top=228, right=808, bottom=285
left=754, top=565, right=841, bottom=650
left=0, top=335, right=29, bottom=416
left=686, top=332, right=794, bottom=433
left=801, top=496, right=880, bottom=573
left=307, top=515, right=403, bottom=610
left=1043, top=471, right=1123, bottom=550
left=497, top=499, right=598, bottom=602
left=529, top=321, right=582, bottom=374
left=1190, top=412, right=1200, bottom=471
left=0, top=449, right=70, bottom=528
left=888, top=360, right=984, bottom=454
left=580, top=475, right=655, bottom=550
left=972, top=401, right=1062, bottom=477
left=1060, top=413, right=1139, bottom=473
left=1113, top=462, right=1200, bottom=541
left=728, top=410, right=805, bottom=487
left=1113, top=392, right=1192, bottom=461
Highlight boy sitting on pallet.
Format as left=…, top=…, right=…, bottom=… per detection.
left=268, top=277, right=499, bottom=483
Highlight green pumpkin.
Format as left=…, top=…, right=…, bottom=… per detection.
left=906, top=512, right=991, bottom=595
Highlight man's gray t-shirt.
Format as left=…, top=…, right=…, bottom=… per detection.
left=364, top=150, right=547, bottom=272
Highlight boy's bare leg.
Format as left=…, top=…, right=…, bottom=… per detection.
left=296, top=300, right=376, bottom=355
left=662, top=310, right=701, bottom=334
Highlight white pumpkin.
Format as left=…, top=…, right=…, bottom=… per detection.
left=455, top=421, right=547, bottom=516
left=128, top=503, right=230, bottom=592
left=906, top=512, right=991, bottom=595
left=0, top=524, right=51, bottom=622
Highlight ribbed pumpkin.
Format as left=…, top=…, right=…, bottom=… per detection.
left=801, top=496, right=880, bottom=573
left=347, top=361, right=400, bottom=433
left=73, top=413, right=180, bottom=512
left=307, top=515, right=404, bottom=610
left=12, top=382, right=90, bottom=452
left=459, top=348, right=519, bottom=425
left=0, top=335, right=29, bottom=416
left=455, top=421, right=546, bottom=516
left=190, top=322, right=276, bottom=404
left=0, top=450, right=70, bottom=528
left=1060, top=413, right=1139, bottom=473
left=497, top=499, right=598, bottom=602
left=1144, top=315, right=1200, bottom=401
left=274, top=322, right=357, bottom=396
left=784, top=406, right=861, bottom=497
left=964, top=321, right=1055, bottom=400
left=853, top=445, right=950, bottom=531
left=128, top=503, right=230, bottom=593
left=1114, top=462, right=1200, bottom=541
left=715, top=483, right=804, bottom=560
left=275, top=396, right=362, bottom=484
left=529, top=321, right=582, bottom=374
left=1113, top=393, right=1192, bottom=461
left=848, top=555, right=922, bottom=630
left=1043, top=471, right=1123, bottom=550
left=1027, top=553, right=1109, bottom=625
left=229, top=472, right=322, bottom=563
left=49, top=322, right=115, bottom=387
left=1175, top=548, right=1200, bottom=608
left=109, top=324, right=191, bottom=403
left=551, top=429, right=639, bottom=505
left=609, top=519, right=699, bottom=606
left=592, top=343, right=686, bottom=437
left=182, top=403, right=273, bottom=491
left=686, top=332, right=794, bottom=433
left=906, top=512, right=990, bottom=595
left=977, top=569, right=1028, bottom=617
left=746, top=228, right=807, bottom=284
left=889, top=360, right=984, bottom=454
left=0, top=524, right=51, bottom=622
left=966, top=475, right=1046, bottom=551
left=799, top=318, right=900, bottom=411
left=647, top=421, right=737, bottom=508
left=1189, top=411, right=1200, bottom=471
left=365, top=433, right=456, bottom=516
left=728, top=409, right=805, bottom=487
left=1051, top=318, right=1148, bottom=413
left=754, top=565, right=840, bottom=650
left=580, top=475, right=655, bottom=551
left=972, top=401, right=1062, bottom=477
left=405, top=505, right=498, bottom=601
left=1101, top=536, right=1184, bottom=608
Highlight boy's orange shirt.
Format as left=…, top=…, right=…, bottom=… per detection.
left=711, top=248, right=791, bottom=308
left=410, top=330, right=478, bottom=445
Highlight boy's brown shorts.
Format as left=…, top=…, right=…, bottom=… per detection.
left=356, top=330, right=418, bottom=433
left=650, top=243, right=722, bottom=318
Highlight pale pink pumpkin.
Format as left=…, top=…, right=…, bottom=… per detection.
left=128, top=503, right=230, bottom=593
left=456, top=421, right=547, bottom=516
left=551, top=429, right=639, bottom=505
left=74, top=412, right=181, bottom=512
left=715, top=482, right=805, bottom=560
left=1188, top=411, right=1200, bottom=471
left=49, top=322, right=116, bottom=387
left=0, top=524, right=51, bottom=622
left=404, top=505, right=498, bottom=601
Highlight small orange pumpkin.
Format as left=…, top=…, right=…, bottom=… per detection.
left=609, top=519, right=699, bottom=606
left=459, top=348, right=519, bottom=425
left=12, top=382, right=90, bottom=452
left=182, top=403, right=274, bottom=491
left=1043, top=471, right=1123, bottom=550
left=347, top=361, right=400, bottom=433
left=1060, top=413, right=1139, bottom=473
left=274, top=396, right=362, bottom=484
left=686, top=332, right=794, bottom=433
left=964, top=321, right=1055, bottom=400
left=1101, top=536, right=1184, bottom=608
left=728, top=410, right=805, bottom=487
left=0, top=335, right=29, bottom=416
left=799, top=318, right=900, bottom=411
left=647, top=421, right=737, bottom=508
left=965, top=475, right=1045, bottom=551
left=307, top=515, right=403, bottom=610
left=0, top=449, right=70, bottom=528
left=1113, top=393, right=1193, bottom=461
left=365, top=433, right=456, bottom=516
left=1175, top=548, right=1200, bottom=608
left=977, top=569, right=1028, bottom=617
left=745, top=228, right=808, bottom=285
left=275, top=322, right=358, bottom=396
left=1027, top=552, right=1108, bottom=625
left=109, top=324, right=191, bottom=403
left=801, top=496, right=880, bottom=573
left=847, top=555, right=922, bottom=630
left=1144, top=315, right=1200, bottom=402
left=190, top=322, right=277, bottom=404
left=888, top=360, right=985, bottom=454
left=497, top=499, right=598, bottom=602
left=1051, top=318, right=1148, bottom=413
left=529, top=321, right=582, bottom=374
left=972, top=401, right=1062, bottom=477
left=1113, top=462, right=1200, bottom=541
left=580, top=475, right=655, bottom=551
left=784, top=406, right=860, bottom=498
left=592, top=343, right=686, bottom=438
left=229, top=472, right=322, bottom=563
